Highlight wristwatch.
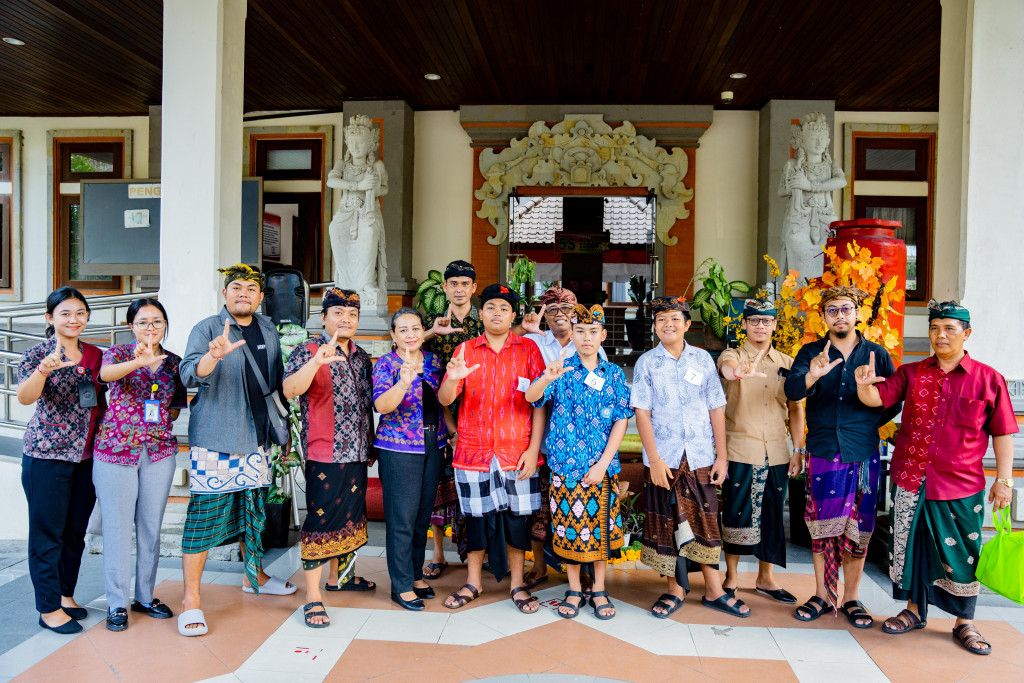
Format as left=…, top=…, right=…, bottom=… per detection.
left=996, top=478, right=1015, bottom=488
left=793, top=447, right=806, bottom=456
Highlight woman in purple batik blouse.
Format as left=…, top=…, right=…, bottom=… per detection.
left=17, top=287, right=106, bottom=635
left=92, top=298, right=187, bottom=633
left=372, top=307, right=457, bottom=611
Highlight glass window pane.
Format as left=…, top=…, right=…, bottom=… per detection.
left=70, top=152, right=115, bottom=174
left=864, top=148, right=917, bottom=172
left=266, top=149, right=313, bottom=170
left=866, top=205, right=918, bottom=290
left=68, top=203, right=105, bottom=281
left=0, top=149, right=4, bottom=174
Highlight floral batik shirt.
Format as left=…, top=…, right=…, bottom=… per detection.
left=93, top=342, right=188, bottom=466
left=424, top=307, right=483, bottom=366
left=285, top=335, right=373, bottom=464
left=18, top=338, right=106, bottom=462
left=532, top=355, right=634, bottom=481
left=372, top=350, right=447, bottom=453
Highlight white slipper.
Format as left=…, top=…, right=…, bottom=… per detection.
left=177, top=608, right=208, bottom=636
left=242, top=575, right=297, bottom=595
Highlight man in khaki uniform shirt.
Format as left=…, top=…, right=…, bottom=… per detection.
left=718, top=299, right=805, bottom=604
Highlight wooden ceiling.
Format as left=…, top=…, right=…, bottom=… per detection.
left=0, top=0, right=941, bottom=116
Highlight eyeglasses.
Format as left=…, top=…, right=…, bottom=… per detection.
left=824, top=305, right=855, bottom=318
left=133, top=320, right=166, bottom=330
left=745, top=317, right=775, bottom=327
left=547, top=305, right=575, bottom=314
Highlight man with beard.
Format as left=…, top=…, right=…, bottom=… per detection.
left=177, top=264, right=296, bottom=636
left=856, top=300, right=1016, bottom=655
left=784, top=286, right=898, bottom=628
left=439, top=284, right=546, bottom=613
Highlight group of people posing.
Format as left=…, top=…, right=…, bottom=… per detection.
left=18, top=259, right=1016, bottom=658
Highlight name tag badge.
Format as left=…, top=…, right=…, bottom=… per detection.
left=584, top=371, right=606, bottom=391
left=684, top=367, right=703, bottom=385
left=144, top=399, right=161, bottom=423
left=517, top=376, right=531, bottom=392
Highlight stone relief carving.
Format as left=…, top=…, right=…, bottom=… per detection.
left=474, top=115, right=694, bottom=246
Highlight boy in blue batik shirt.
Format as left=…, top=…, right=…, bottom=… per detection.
left=525, top=304, right=633, bottom=621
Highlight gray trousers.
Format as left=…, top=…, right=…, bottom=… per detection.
left=92, top=447, right=176, bottom=610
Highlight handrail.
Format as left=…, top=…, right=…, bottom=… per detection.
left=0, top=291, right=143, bottom=315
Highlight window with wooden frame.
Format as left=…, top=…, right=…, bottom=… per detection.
left=855, top=195, right=929, bottom=302
left=55, top=140, right=124, bottom=291
left=253, top=138, right=323, bottom=181
left=0, top=140, right=11, bottom=289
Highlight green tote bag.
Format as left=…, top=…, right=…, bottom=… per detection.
left=976, top=507, right=1024, bottom=605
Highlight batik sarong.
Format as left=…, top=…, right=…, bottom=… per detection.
left=182, top=488, right=265, bottom=591
left=889, top=484, right=983, bottom=620
left=550, top=472, right=623, bottom=563
left=531, top=464, right=552, bottom=543
left=805, top=450, right=880, bottom=609
left=722, top=458, right=789, bottom=567
left=641, top=460, right=721, bottom=578
left=301, top=461, right=368, bottom=574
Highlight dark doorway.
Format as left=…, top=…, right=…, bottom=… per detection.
left=262, top=192, right=323, bottom=284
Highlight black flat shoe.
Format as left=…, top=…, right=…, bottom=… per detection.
left=131, top=598, right=174, bottom=619
left=38, top=615, right=83, bottom=634
left=413, top=585, right=435, bottom=600
left=391, top=592, right=425, bottom=611
left=62, top=606, right=89, bottom=620
left=106, top=608, right=128, bottom=632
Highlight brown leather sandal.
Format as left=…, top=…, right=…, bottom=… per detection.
left=881, top=608, right=926, bottom=634
left=953, top=623, right=992, bottom=655
left=444, top=583, right=480, bottom=610
left=510, top=586, right=539, bottom=613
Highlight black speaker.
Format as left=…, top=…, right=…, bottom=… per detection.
left=262, top=268, right=309, bottom=327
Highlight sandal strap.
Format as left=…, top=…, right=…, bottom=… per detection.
left=303, top=601, right=325, bottom=610
left=590, top=590, right=610, bottom=598
left=564, top=590, right=586, bottom=598
left=655, top=594, right=683, bottom=608
left=510, top=586, right=529, bottom=596
left=460, top=583, right=480, bottom=598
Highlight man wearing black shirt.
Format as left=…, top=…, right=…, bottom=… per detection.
left=785, top=287, right=899, bottom=628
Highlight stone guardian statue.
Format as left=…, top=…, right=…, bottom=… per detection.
left=328, top=114, right=388, bottom=311
left=777, top=113, right=846, bottom=282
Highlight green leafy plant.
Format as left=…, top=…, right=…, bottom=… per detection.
left=415, top=269, right=447, bottom=315
left=620, top=491, right=645, bottom=537
left=690, top=258, right=751, bottom=339
left=267, top=325, right=307, bottom=504
left=507, top=255, right=537, bottom=308
left=628, top=275, right=653, bottom=323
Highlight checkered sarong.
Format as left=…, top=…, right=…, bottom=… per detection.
left=455, top=455, right=540, bottom=517
left=182, top=489, right=265, bottom=591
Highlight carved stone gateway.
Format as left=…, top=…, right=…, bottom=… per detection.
left=474, top=115, right=694, bottom=247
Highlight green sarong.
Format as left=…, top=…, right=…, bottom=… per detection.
left=182, top=489, right=266, bottom=591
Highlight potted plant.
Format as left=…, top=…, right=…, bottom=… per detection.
left=619, top=486, right=645, bottom=547
left=415, top=269, right=447, bottom=316
left=506, top=255, right=537, bottom=310
left=689, top=258, right=751, bottom=351
left=625, top=275, right=653, bottom=352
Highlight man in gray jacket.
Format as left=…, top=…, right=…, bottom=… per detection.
left=176, top=264, right=295, bottom=636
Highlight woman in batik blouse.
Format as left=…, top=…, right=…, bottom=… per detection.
left=17, top=287, right=106, bottom=635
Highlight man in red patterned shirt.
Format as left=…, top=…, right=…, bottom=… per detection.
left=856, top=300, right=1017, bottom=656
left=438, top=284, right=546, bottom=613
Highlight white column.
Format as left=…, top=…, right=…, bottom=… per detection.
left=960, top=0, right=1024, bottom=379
left=159, top=0, right=246, bottom=352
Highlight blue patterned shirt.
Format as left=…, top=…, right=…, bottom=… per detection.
left=531, top=355, right=633, bottom=480
left=630, top=342, right=727, bottom=470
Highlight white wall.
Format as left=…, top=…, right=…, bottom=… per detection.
left=695, top=110, right=760, bottom=285
left=411, top=110, right=473, bottom=280
left=0, top=458, right=28, bottom=540
left=0, top=116, right=149, bottom=303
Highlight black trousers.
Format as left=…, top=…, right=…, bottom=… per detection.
left=377, top=438, right=443, bottom=594
left=21, top=455, right=96, bottom=613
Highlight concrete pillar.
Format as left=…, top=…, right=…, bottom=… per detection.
left=756, top=99, right=835, bottom=280
left=960, top=0, right=1024, bottom=380
left=341, top=100, right=417, bottom=299
left=159, top=0, right=246, bottom=352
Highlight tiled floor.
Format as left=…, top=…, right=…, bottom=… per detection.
left=3, top=543, right=1024, bottom=682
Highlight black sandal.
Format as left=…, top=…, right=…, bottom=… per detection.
left=303, top=601, right=330, bottom=628
left=590, top=591, right=615, bottom=620
left=444, top=584, right=481, bottom=609
left=326, top=576, right=376, bottom=592
left=510, top=586, right=539, bottom=614
left=952, top=623, right=991, bottom=655
left=558, top=590, right=586, bottom=619
left=794, top=595, right=829, bottom=622
left=702, top=594, right=751, bottom=618
left=881, top=608, right=926, bottom=634
left=423, top=562, right=448, bottom=579
left=840, top=600, right=874, bottom=629
left=651, top=593, right=684, bottom=619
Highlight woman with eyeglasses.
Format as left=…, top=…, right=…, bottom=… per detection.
left=92, top=298, right=187, bottom=632
left=17, top=287, right=107, bottom=634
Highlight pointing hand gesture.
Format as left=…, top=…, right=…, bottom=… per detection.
left=855, top=351, right=885, bottom=386
left=313, top=330, right=348, bottom=367
left=431, top=306, right=464, bottom=336
left=37, top=342, right=78, bottom=376
left=808, top=340, right=842, bottom=380
left=209, top=319, right=246, bottom=360
left=542, top=347, right=571, bottom=382
left=445, top=344, right=480, bottom=381
left=134, top=341, right=168, bottom=368
left=734, top=348, right=768, bottom=379
left=520, top=303, right=546, bottom=335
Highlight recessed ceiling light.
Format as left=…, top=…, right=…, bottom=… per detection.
left=729, top=72, right=747, bottom=79
left=424, top=73, right=441, bottom=81
left=2, top=37, right=25, bottom=46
